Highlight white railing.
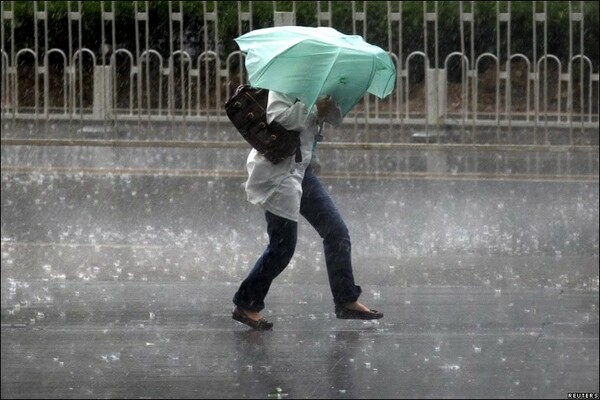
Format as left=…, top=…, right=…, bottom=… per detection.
left=1, top=1, right=598, bottom=145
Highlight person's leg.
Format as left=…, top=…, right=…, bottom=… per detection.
left=233, top=211, right=297, bottom=313
left=300, top=166, right=362, bottom=306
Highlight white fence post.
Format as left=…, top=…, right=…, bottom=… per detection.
left=273, top=12, right=295, bottom=26
left=426, top=68, right=446, bottom=124
left=93, top=65, right=112, bottom=118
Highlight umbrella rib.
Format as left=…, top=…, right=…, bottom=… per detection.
left=343, top=58, right=375, bottom=117
left=314, top=47, right=343, bottom=110
left=366, top=54, right=377, bottom=96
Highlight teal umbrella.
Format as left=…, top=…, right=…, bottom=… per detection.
left=235, top=26, right=396, bottom=117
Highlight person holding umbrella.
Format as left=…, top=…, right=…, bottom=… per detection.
left=231, top=27, right=395, bottom=330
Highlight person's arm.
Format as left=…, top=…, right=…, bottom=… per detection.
left=266, top=91, right=312, bottom=131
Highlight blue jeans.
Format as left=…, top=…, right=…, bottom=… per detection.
left=233, top=166, right=362, bottom=312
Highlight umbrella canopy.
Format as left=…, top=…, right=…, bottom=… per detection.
left=235, top=26, right=396, bottom=117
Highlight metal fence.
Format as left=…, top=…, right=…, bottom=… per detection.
left=1, top=1, right=598, bottom=146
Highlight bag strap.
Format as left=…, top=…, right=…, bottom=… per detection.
left=311, top=122, right=323, bottom=160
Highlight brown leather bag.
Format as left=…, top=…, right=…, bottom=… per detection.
left=225, top=85, right=302, bottom=164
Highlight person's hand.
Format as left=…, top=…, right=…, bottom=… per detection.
left=316, top=95, right=342, bottom=125
left=316, top=95, right=337, bottom=119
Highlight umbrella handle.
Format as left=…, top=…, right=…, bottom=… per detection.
left=311, top=123, right=323, bottom=160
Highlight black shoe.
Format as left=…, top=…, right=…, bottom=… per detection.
left=232, top=306, right=273, bottom=330
left=335, top=305, right=383, bottom=320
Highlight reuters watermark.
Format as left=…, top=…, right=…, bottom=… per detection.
left=567, top=393, right=599, bottom=399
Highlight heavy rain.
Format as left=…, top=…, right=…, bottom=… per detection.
left=1, top=1, right=599, bottom=399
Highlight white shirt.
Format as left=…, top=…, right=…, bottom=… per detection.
left=244, top=91, right=340, bottom=222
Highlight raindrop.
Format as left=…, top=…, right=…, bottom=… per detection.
left=362, top=320, right=379, bottom=328
left=268, top=387, right=288, bottom=399
left=441, top=364, right=460, bottom=370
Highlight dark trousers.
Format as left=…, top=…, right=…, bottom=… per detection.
left=233, top=166, right=362, bottom=312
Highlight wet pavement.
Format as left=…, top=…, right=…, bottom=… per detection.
left=2, top=282, right=598, bottom=399
left=1, top=144, right=599, bottom=398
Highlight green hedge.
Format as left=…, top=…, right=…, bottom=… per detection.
left=5, top=1, right=599, bottom=70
